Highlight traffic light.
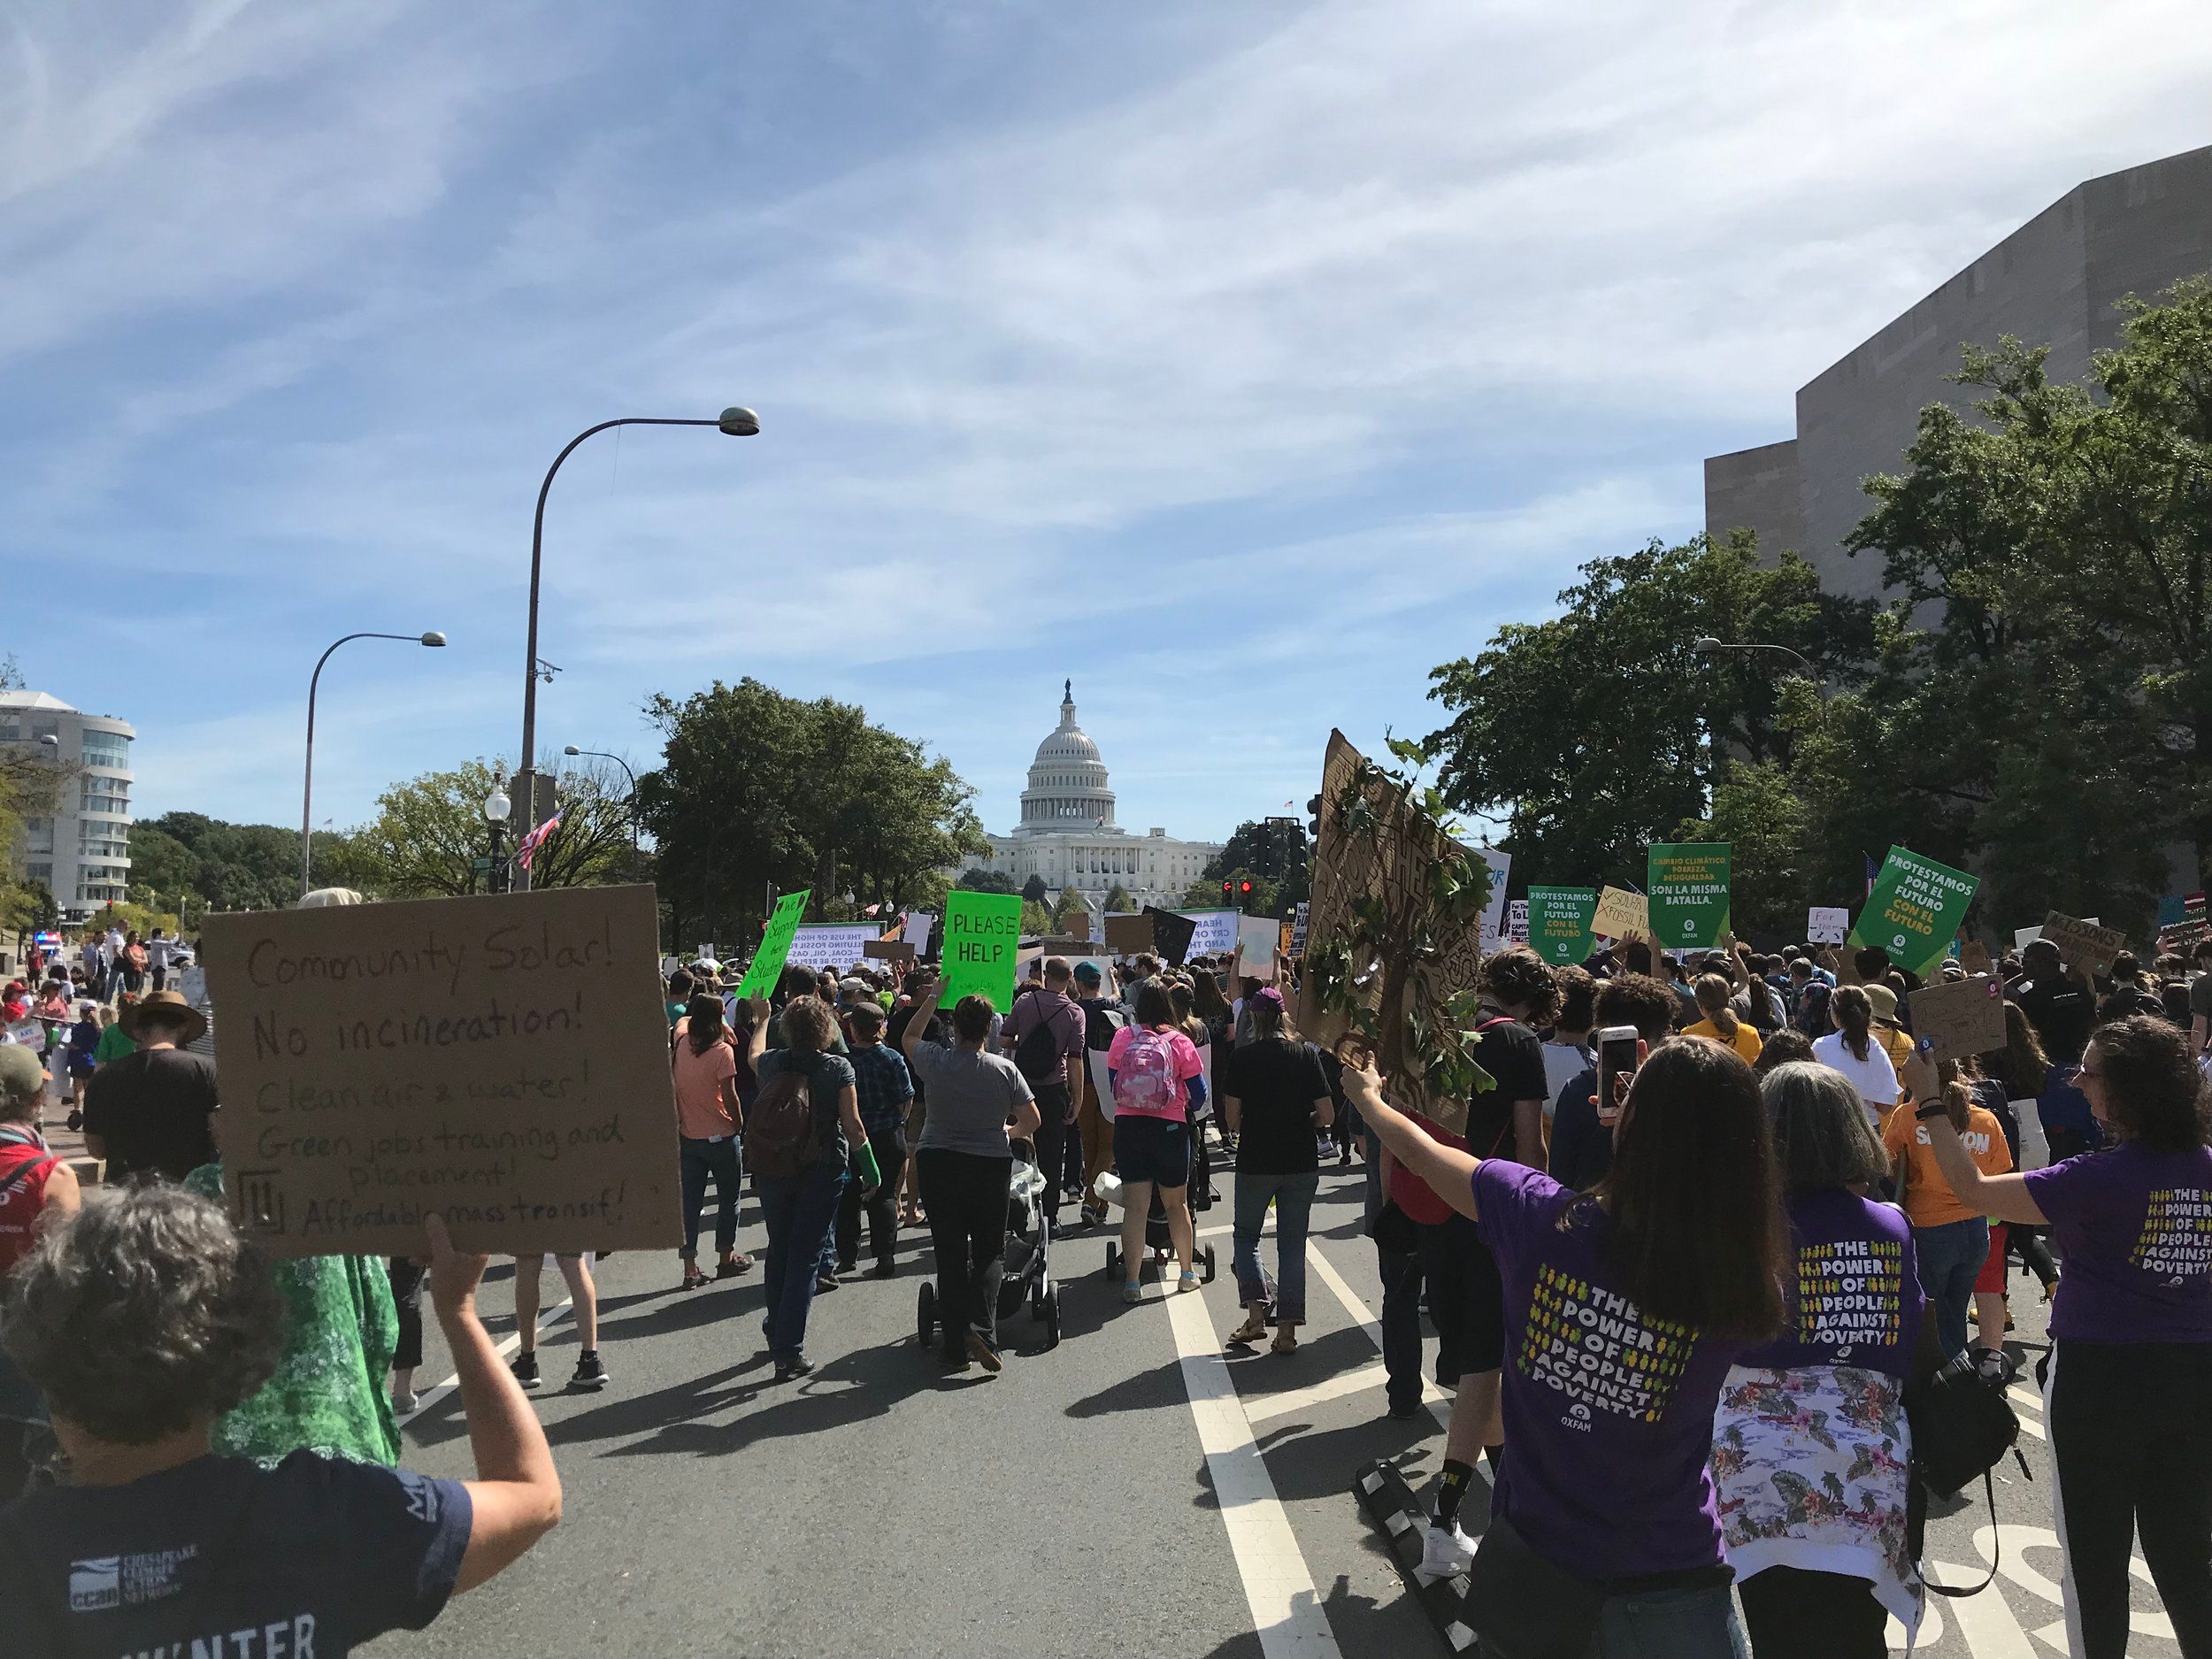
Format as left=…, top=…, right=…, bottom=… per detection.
left=1239, top=879, right=1253, bottom=896
left=1221, top=879, right=1233, bottom=898
left=1306, top=794, right=1323, bottom=842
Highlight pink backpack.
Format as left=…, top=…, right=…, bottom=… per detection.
left=1116, top=1027, right=1181, bottom=1117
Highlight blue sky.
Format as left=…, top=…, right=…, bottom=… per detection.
left=6, top=2, right=2209, bottom=847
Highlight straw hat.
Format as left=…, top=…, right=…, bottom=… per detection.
left=123, top=989, right=209, bottom=1047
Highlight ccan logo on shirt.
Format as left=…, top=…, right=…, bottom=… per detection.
left=67, top=1545, right=196, bottom=1611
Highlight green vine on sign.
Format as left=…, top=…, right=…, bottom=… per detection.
left=1305, top=732, right=1496, bottom=1122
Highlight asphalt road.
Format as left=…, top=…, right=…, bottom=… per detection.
left=365, top=1157, right=2184, bottom=1659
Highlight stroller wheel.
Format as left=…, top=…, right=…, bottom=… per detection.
left=916, top=1281, right=936, bottom=1350
left=1201, top=1243, right=1217, bottom=1284
left=1104, top=1242, right=1121, bottom=1282
left=1043, top=1286, right=1061, bottom=1350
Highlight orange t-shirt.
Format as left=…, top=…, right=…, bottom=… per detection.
left=672, top=1034, right=739, bottom=1139
left=1884, top=1102, right=2011, bottom=1228
left=1683, top=1018, right=1763, bottom=1064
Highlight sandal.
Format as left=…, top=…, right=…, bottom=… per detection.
left=1226, top=1309, right=1270, bottom=1345
left=680, top=1264, right=706, bottom=1292
left=1271, top=1326, right=1299, bottom=1356
left=715, top=1256, right=752, bottom=1279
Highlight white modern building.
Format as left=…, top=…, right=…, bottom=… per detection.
left=0, top=691, right=135, bottom=921
left=975, top=682, right=1222, bottom=911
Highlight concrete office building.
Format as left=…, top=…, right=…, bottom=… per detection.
left=0, top=691, right=135, bottom=923
left=1708, top=145, right=2212, bottom=597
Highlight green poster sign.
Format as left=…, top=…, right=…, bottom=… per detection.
left=937, top=889, right=1023, bottom=1012
left=1527, top=887, right=1599, bottom=966
left=1647, top=843, right=1732, bottom=949
left=736, top=889, right=812, bottom=1000
left=1849, top=845, right=1978, bottom=976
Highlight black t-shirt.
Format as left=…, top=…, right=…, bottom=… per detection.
left=1461, top=1012, right=1548, bottom=1163
left=0, top=1450, right=472, bottom=1659
left=1547, top=1064, right=1611, bottom=1192
left=2015, top=973, right=2095, bottom=1064
left=81, top=1048, right=219, bottom=1181
left=1221, top=1040, right=1330, bottom=1174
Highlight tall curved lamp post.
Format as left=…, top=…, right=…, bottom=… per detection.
left=302, top=631, right=446, bottom=897
left=514, top=408, right=757, bottom=891
left=1693, top=636, right=1816, bottom=675
left=564, top=745, right=641, bottom=876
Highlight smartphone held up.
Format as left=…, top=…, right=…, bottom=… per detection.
left=1594, top=1025, right=1641, bottom=1127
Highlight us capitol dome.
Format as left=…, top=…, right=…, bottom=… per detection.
left=974, top=682, right=1222, bottom=912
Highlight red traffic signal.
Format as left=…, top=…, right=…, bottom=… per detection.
left=1221, top=879, right=1233, bottom=896
left=1239, top=879, right=1253, bottom=895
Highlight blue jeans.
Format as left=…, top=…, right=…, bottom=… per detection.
left=755, top=1161, right=847, bottom=1359
left=1232, top=1169, right=1319, bottom=1325
left=679, top=1136, right=741, bottom=1259
left=1587, top=1579, right=1749, bottom=1658
left=1915, top=1217, right=1989, bottom=1362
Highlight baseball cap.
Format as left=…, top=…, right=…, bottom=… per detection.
left=1072, top=961, right=1102, bottom=985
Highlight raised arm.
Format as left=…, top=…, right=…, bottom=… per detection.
left=901, top=975, right=946, bottom=1066
left=744, top=995, right=772, bottom=1066
left=1918, top=1089, right=2048, bottom=1226
left=1344, top=1063, right=1479, bottom=1221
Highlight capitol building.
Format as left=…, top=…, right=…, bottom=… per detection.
left=974, top=683, right=1221, bottom=911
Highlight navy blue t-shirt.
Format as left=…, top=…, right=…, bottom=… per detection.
left=0, top=1450, right=472, bottom=1659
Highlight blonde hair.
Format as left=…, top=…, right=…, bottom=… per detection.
left=1694, top=973, right=1740, bottom=1039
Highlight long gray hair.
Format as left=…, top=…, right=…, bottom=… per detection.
left=1762, top=1061, right=1890, bottom=1191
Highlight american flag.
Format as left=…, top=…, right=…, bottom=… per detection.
left=517, top=812, right=562, bottom=872
left=1863, top=853, right=1878, bottom=898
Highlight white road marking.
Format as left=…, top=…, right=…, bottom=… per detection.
left=396, top=1299, right=572, bottom=1428
left=2008, top=1385, right=2042, bottom=1414
left=1303, top=1239, right=1453, bottom=1429
left=1164, top=1276, right=1345, bottom=1659
left=1928, top=1557, right=2035, bottom=1653
left=1243, top=1360, right=1397, bottom=1424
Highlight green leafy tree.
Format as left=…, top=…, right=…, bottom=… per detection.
left=1183, top=868, right=1279, bottom=915
left=640, top=678, right=987, bottom=945
left=1201, top=819, right=1310, bottom=910
left=1020, top=898, right=1052, bottom=935
left=1048, top=886, right=1090, bottom=933
left=1425, top=534, right=1874, bottom=887
left=956, top=867, right=1019, bottom=894
left=345, top=758, right=633, bottom=899
left=1102, top=883, right=1135, bottom=912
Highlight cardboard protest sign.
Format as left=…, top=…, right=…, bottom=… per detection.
left=1647, top=844, right=1731, bottom=949
left=200, top=885, right=679, bottom=1258
left=2040, top=910, right=2129, bottom=974
left=863, top=939, right=916, bottom=963
left=1297, top=731, right=1493, bottom=1138
left=1959, top=940, right=1993, bottom=977
left=905, top=912, right=935, bottom=955
left=1909, top=975, right=2008, bottom=1064
left=786, top=924, right=883, bottom=972
left=1289, top=901, right=1310, bottom=956
left=1065, top=912, right=1091, bottom=941
left=2013, top=926, right=2043, bottom=949
left=938, top=889, right=1023, bottom=1010
left=1806, top=906, right=1850, bottom=946
left=1104, top=913, right=1153, bottom=955
left=1527, top=887, right=1598, bottom=966
left=1469, top=846, right=1512, bottom=941
left=1176, top=909, right=1241, bottom=959
left=1239, top=914, right=1279, bottom=976
left=1145, top=905, right=1199, bottom=966
left=1593, top=886, right=1648, bottom=941
left=1850, top=846, right=1978, bottom=976
left=737, top=890, right=811, bottom=999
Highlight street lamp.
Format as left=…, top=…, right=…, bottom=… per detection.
left=514, top=409, right=758, bottom=890
left=563, top=745, right=641, bottom=876
left=1693, top=636, right=1816, bottom=675
left=301, top=631, right=447, bottom=896
left=482, top=787, right=512, bottom=895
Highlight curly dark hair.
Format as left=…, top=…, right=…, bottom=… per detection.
left=2088, top=1015, right=2211, bottom=1153
left=1480, top=946, right=1561, bottom=1026
left=1552, top=965, right=1597, bottom=1033
left=2, top=1183, right=284, bottom=1444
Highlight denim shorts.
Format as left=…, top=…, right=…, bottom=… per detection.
left=1113, top=1114, right=1190, bottom=1188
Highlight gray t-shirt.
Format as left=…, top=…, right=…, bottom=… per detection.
left=909, top=1041, right=1033, bottom=1158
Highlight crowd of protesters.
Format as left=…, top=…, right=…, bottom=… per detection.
left=0, top=907, right=2207, bottom=1659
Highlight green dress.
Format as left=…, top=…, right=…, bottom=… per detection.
left=186, top=1164, right=402, bottom=1467
left=92, top=1024, right=135, bottom=1064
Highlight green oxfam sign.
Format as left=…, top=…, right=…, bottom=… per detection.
left=1526, top=887, right=1599, bottom=966
left=1647, top=844, right=1732, bottom=949
left=1850, top=845, right=1978, bottom=976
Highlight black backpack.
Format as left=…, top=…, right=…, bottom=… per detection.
left=1012, top=991, right=1068, bottom=1084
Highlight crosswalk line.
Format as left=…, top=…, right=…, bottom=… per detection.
left=1243, top=1360, right=1394, bottom=1425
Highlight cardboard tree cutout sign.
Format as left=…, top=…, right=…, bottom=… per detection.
left=201, top=885, right=680, bottom=1258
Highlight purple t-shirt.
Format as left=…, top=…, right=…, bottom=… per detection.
left=1472, top=1161, right=1742, bottom=1577
left=2023, top=1141, right=2212, bottom=1344
left=1736, top=1188, right=1923, bottom=1379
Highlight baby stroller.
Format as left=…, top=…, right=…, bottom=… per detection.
left=1101, top=1108, right=1219, bottom=1286
left=918, top=1141, right=1060, bottom=1352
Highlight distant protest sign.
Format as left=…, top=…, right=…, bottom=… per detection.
left=938, top=889, right=1022, bottom=1010
left=905, top=912, right=936, bottom=955
left=786, top=925, right=882, bottom=972
left=1146, top=905, right=1200, bottom=966
left=1807, top=906, right=1850, bottom=945
left=1239, top=914, right=1280, bottom=978
left=1104, top=912, right=1153, bottom=955
left=2041, top=910, right=2129, bottom=974
left=200, top=886, right=679, bottom=1259
left=1177, top=909, right=1241, bottom=959
left=1506, top=899, right=1529, bottom=946
left=1849, top=847, right=1978, bottom=976
left=1469, top=847, right=1512, bottom=942
left=1647, top=844, right=1731, bottom=949
left=1290, top=901, right=1310, bottom=956
left=737, top=890, right=811, bottom=999
left=1527, top=887, right=1598, bottom=966
left=1909, top=975, right=2008, bottom=1064
left=1593, top=886, right=1648, bottom=941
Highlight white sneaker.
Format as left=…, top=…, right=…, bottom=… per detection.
left=1416, top=1520, right=1476, bottom=1584
left=391, top=1388, right=419, bottom=1417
